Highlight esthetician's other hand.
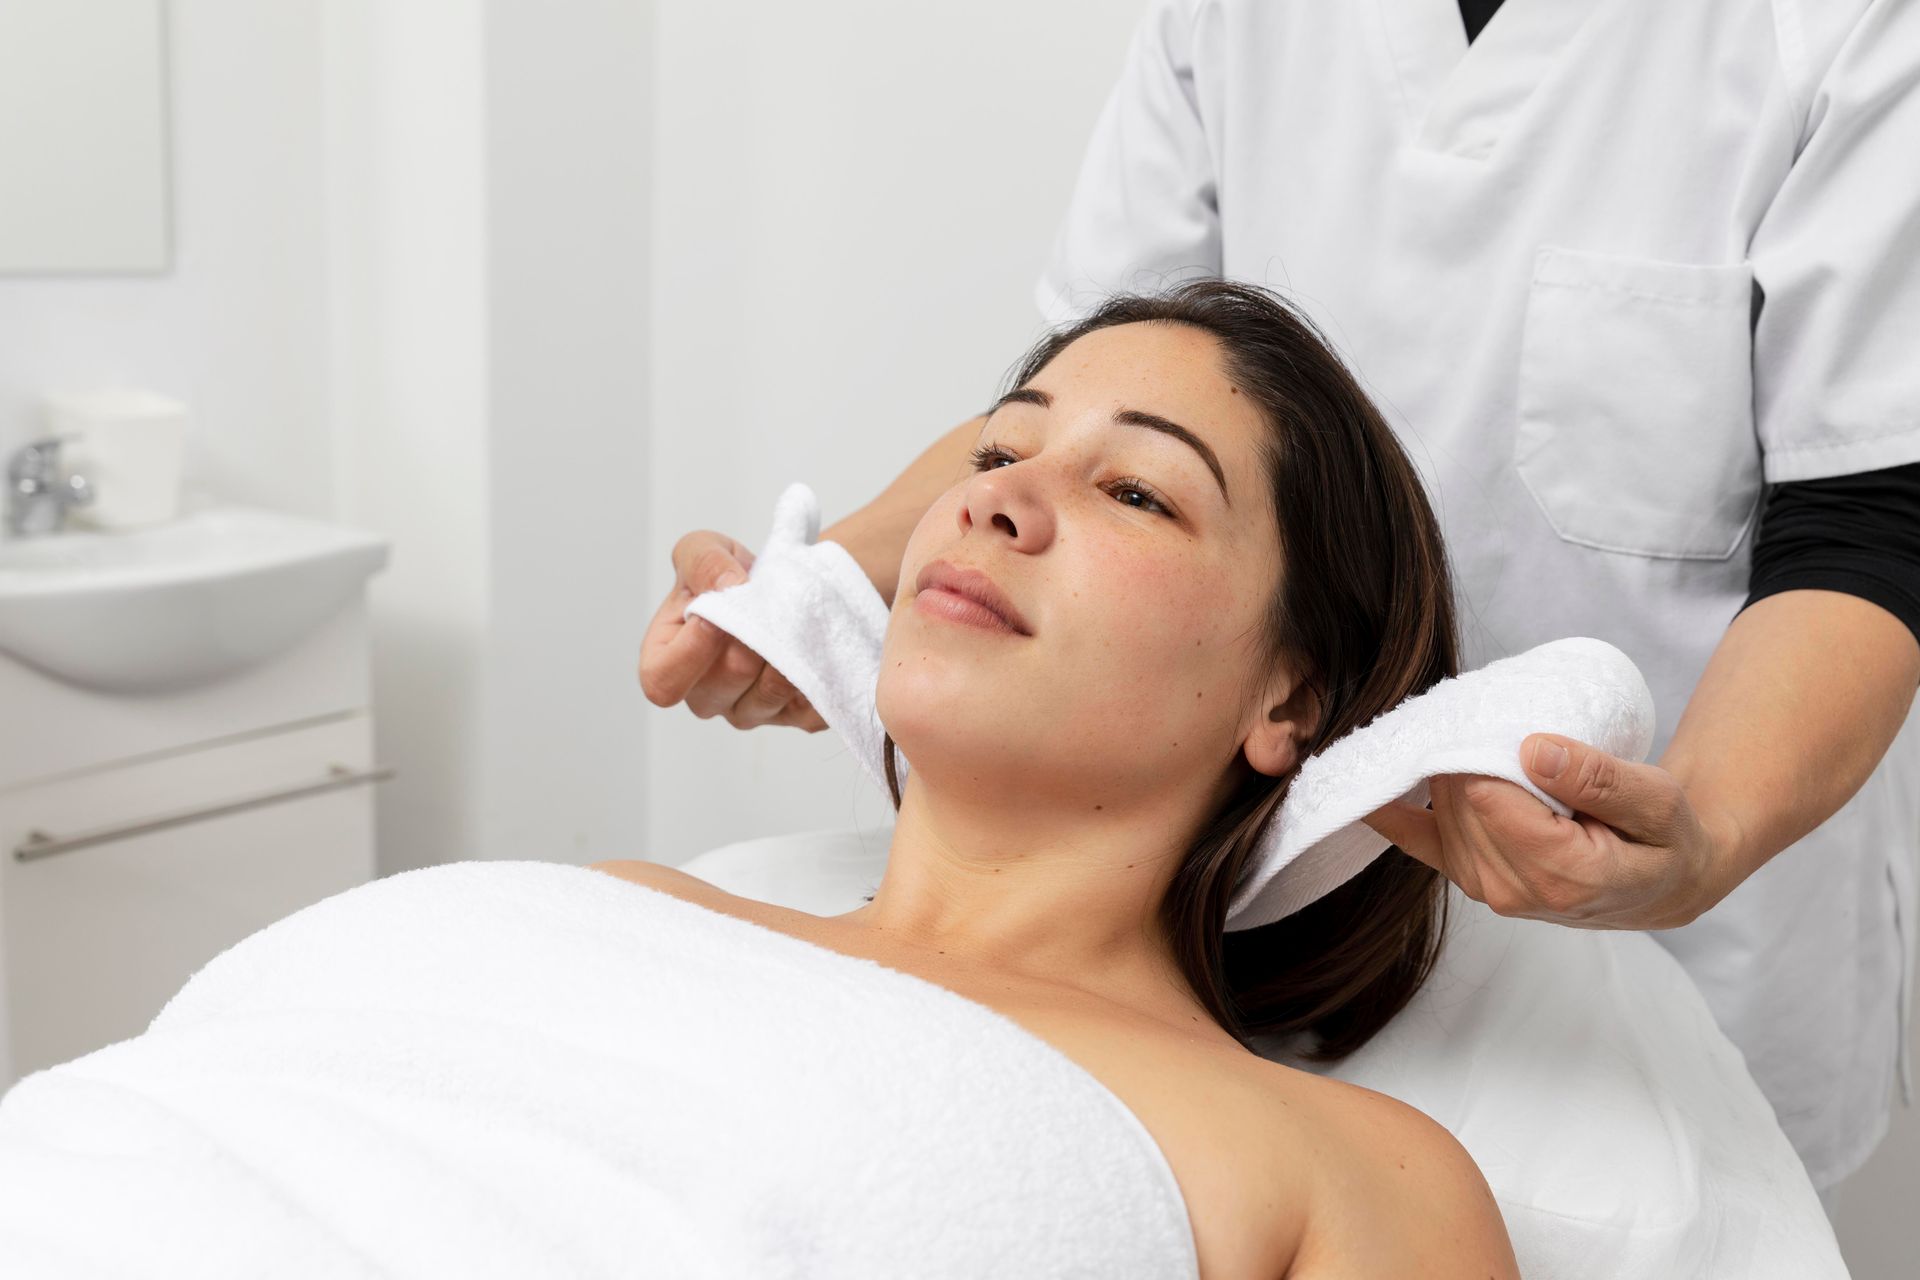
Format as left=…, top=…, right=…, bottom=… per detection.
left=638, top=530, right=829, bottom=733
left=1359, top=734, right=1733, bottom=931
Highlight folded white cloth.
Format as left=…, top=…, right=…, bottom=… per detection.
left=0, top=861, right=1200, bottom=1279
left=1228, top=635, right=1656, bottom=928
left=686, top=482, right=894, bottom=799
left=687, top=483, right=1657, bottom=930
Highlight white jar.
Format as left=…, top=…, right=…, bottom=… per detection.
left=43, top=389, right=189, bottom=530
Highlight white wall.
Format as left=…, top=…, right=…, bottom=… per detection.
left=0, top=0, right=331, bottom=517
left=322, top=0, right=491, bottom=875
left=1834, top=1085, right=1920, bottom=1275
left=0, top=0, right=649, bottom=877
left=645, top=0, right=1140, bottom=863
left=479, top=0, right=653, bottom=866
left=323, top=0, right=653, bottom=873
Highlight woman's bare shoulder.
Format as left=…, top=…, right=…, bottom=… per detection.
left=584, top=858, right=730, bottom=905
left=1249, top=1062, right=1519, bottom=1279
left=583, top=858, right=811, bottom=934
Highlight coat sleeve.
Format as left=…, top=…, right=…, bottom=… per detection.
left=1749, top=0, right=1920, bottom=482
left=1033, top=0, right=1222, bottom=327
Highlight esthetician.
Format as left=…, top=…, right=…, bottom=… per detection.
left=641, top=0, right=1920, bottom=1212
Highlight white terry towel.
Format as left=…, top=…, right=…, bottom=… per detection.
left=686, top=482, right=895, bottom=800
left=0, top=861, right=1200, bottom=1279
left=687, top=482, right=1657, bottom=930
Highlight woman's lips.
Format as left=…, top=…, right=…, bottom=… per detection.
left=914, top=587, right=1028, bottom=636
left=915, top=559, right=1032, bottom=633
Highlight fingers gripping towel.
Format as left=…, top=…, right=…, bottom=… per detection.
left=687, top=483, right=1658, bottom=930
left=685, top=483, right=894, bottom=798
left=1225, top=638, right=1657, bottom=929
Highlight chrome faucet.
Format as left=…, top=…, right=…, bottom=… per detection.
left=5, top=436, right=94, bottom=538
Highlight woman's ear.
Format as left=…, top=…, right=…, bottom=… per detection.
left=1242, top=671, right=1321, bottom=779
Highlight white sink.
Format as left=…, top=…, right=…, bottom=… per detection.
left=0, top=506, right=389, bottom=693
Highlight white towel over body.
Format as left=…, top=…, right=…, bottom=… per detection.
left=0, top=861, right=1199, bottom=1279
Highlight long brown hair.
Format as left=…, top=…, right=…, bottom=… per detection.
left=881, top=279, right=1459, bottom=1062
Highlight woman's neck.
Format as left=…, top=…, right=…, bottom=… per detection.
left=831, top=772, right=1211, bottom=1021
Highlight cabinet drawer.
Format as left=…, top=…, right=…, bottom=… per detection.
left=0, top=597, right=373, bottom=791
left=0, top=712, right=384, bottom=1083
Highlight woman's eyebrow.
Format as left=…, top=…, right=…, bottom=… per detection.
left=985, top=387, right=1231, bottom=507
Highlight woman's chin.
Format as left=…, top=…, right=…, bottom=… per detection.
left=879, top=708, right=1045, bottom=784
left=877, top=702, right=1009, bottom=755
left=876, top=654, right=1027, bottom=720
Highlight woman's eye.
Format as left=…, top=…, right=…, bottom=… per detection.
left=1110, top=480, right=1173, bottom=517
left=967, top=444, right=1175, bottom=519
left=968, top=444, right=1016, bottom=471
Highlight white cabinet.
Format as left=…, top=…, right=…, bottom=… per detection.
left=0, top=600, right=384, bottom=1088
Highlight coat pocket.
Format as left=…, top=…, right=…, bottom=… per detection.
left=1514, top=245, right=1763, bottom=560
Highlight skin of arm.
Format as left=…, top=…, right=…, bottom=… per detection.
left=1660, top=588, right=1920, bottom=908
left=820, top=414, right=985, bottom=605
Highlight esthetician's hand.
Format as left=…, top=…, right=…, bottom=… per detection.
left=1360, top=734, right=1734, bottom=931
left=638, top=530, right=829, bottom=732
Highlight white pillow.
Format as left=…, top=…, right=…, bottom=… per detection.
left=679, top=825, right=1846, bottom=1280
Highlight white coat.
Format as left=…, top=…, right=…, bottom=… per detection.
left=1036, top=0, right=1920, bottom=1191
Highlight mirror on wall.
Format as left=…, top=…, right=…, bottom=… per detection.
left=0, top=0, right=171, bottom=274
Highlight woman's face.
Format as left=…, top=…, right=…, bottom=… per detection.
left=878, top=320, right=1305, bottom=817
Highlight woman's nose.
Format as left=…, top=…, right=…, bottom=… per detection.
left=959, top=466, right=1055, bottom=550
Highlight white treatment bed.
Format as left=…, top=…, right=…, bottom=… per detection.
left=681, top=823, right=1850, bottom=1280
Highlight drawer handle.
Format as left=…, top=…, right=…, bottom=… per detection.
left=12, top=764, right=396, bottom=862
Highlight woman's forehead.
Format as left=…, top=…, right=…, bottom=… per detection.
left=1037, top=324, right=1258, bottom=426
left=1029, top=322, right=1272, bottom=497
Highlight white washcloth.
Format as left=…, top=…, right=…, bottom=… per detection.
left=686, top=483, right=895, bottom=798
left=1227, top=636, right=1656, bottom=929
left=0, top=861, right=1199, bottom=1279
left=686, top=483, right=1657, bottom=931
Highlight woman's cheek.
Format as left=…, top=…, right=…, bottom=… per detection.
left=1133, top=552, right=1234, bottom=633
left=894, top=509, right=943, bottom=588
left=1162, top=564, right=1256, bottom=690
left=1088, top=552, right=1219, bottom=665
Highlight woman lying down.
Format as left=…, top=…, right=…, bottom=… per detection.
left=0, top=281, right=1518, bottom=1280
